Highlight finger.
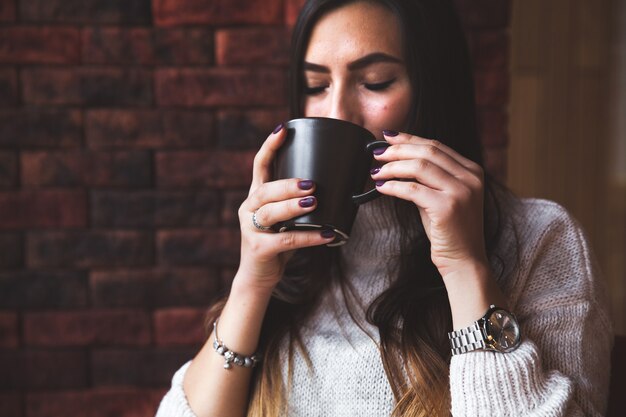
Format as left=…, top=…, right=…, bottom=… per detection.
left=373, top=142, right=469, bottom=179
left=251, top=123, right=287, bottom=190
left=371, top=159, right=463, bottom=191
left=251, top=195, right=318, bottom=230
left=374, top=179, right=444, bottom=208
left=382, top=131, right=481, bottom=174
left=244, top=178, right=315, bottom=212
left=254, top=229, right=336, bottom=252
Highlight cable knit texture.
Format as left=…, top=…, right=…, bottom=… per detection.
left=155, top=195, right=613, bottom=417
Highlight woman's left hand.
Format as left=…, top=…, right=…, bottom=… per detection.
left=370, top=131, right=488, bottom=279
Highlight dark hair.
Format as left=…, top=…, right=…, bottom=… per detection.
left=214, top=1, right=505, bottom=416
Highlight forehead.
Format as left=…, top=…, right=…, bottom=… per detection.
left=304, top=2, right=404, bottom=63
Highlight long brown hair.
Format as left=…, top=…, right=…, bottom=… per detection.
left=208, top=1, right=505, bottom=415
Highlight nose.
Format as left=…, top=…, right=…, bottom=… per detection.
left=326, top=85, right=360, bottom=125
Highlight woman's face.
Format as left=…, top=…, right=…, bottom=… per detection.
left=303, top=1, right=412, bottom=139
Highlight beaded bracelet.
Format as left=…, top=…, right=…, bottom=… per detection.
left=212, top=319, right=260, bottom=369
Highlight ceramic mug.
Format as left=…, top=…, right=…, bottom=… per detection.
left=272, top=117, right=389, bottom=246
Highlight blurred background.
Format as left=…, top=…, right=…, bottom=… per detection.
left=0, top=0, right=623, bottom=416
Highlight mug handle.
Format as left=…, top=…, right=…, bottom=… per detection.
left=351, top=140, right=390, bottom=205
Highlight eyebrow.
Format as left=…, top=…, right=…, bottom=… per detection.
left=303, top=52, right=403, bottom=73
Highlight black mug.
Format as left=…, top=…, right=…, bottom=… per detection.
left=273, top=117, right=389, bottom=246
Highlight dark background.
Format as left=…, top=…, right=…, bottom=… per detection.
left=0, top=0, right=510, bottom=415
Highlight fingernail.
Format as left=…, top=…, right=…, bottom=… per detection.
left=321, top=229, right=335, bottom=239
left=298, top=180, right=314, bottom=190
left=375, top=180, right=386, bottom=187
left=383, top=130, right=399, bottom=137
left=298, top=196, right=316, bottom=208
left=273, top=123, right=284, bottom=134
left=373, top=147, right=387, bottom=156
left=370, top=167, right=381, bottom=175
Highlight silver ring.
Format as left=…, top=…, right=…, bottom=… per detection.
left=252, top=210, right=272, bottom=232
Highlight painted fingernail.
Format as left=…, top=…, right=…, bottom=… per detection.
left=383, top=130, right=399, bottom=137
left=373, top=147, right=387, bottom=156
left=375, top=180, right=386, bottom=187
left=370, top=167, right=381, bottom=175
left=273, top=123, right=284, bottom=134
left=321, top=229, right=335, bottom=239
left=298, top=196, right=316, bottom=208
left=298, top=180, right=314, bottom=190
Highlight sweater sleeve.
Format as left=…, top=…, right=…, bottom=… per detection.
left=449, top=200, right=613, bottom=417
left=155, top=361, right=198, bottom=417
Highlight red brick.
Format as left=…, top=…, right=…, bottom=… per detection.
left=155, top=68, right=287, bottom=107
left=90, top=268, right=220, bottom=308
left=0, top=312, right=18, bottom=348
left=85, top=110, right=215, bottom=149
left=468, top=30, right=508, bottom=70
left=0, top=349, right=88, bottom=389
left=21, top=151, right=151, bottom=187
left=0, top=68, right=17, bottom=106
left=154, top=307, right=207, bottom=346
left=83, top=27, right=213, bottom=65
left=222, top=190, right=248, bottom=227
left=153, top=0, right=282, bottom=26
left=0, top=232, right=22, bottom=268
left=216, top=27, right=290, bottom=66
left=474, top=69, right=508, bottom=107
left=23, top=310, right=151, bottom=347
left=285, top=0, right=306, bottom=26
left=0, top=109, right=82, bottom=148
left=156, top=150, right=254, bottom=188
left=21, top=68, right=152, bottom=106
left=25, top=388, right=165, bottom=417
left=477, top=107, right=508, bottom=147
left=92, top=347, right=195, bottom=386
left=19, top=0, right=151, bottom=24
left=0, top=151, right=17, bottom=188
left=0, top=26, right=80, bottom=64
left=91, top=190, right=220, bottom=228
left=0, top=271, right=88, bottom=309
left=157, top=229, right=240, bottom=266
left=454, top=0, right=510, bottom=29
left=0, top=392, right=21, bottom=417
left=0, top=190, right=86, bottom=229
left=483, top=146, right=507, bottom=182
left=217, top=108, right=289, bottom=149
left=26, top=231, right=153, bottom=268
left=0, top=0, right=16, bottom=21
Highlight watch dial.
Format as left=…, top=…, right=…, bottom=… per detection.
left=486, top=310, right=521, bottom=352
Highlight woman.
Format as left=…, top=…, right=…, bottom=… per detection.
left=156, top=0, right=613, bottom=416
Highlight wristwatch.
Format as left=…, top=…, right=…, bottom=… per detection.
left=448, top=304, right=521, bottom=356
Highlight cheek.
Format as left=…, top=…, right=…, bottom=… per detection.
left=365, top=94, right=411, bottom=129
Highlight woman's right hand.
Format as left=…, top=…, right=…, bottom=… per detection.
left=236, top=123, right=335, bottom=291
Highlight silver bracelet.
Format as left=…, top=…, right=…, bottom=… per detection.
left=212, top=319, right=260, bottom=369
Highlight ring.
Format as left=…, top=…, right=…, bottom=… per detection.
left=252, top=210, right=272, bottom=232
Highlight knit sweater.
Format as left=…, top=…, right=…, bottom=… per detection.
left=155, top=195, right=613, bottom=417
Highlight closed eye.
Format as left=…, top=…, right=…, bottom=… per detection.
left=364, top=79, right=396, bottom=91
left=304, top=85, right=327, bottom=95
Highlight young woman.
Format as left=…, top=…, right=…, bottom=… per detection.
left=156, top=1, right=613, bottom=416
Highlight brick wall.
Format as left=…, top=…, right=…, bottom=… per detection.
left=0, top=0, right=510, bottom=415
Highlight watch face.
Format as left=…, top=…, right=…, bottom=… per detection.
left=485, top=309, right=521, bottom=352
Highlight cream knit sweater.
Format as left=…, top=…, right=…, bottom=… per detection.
left=156, top=195, right=613, bottom=417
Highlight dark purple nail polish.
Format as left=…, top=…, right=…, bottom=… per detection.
left=273, top=123, right=284, bottom=134
left=370, top=167, right=381, bottom=175
left=299, top=197, right=316, bottom=208
left=375, top=180, right=386, bottom=187
left=298, top=180, right=314, bottom=190
left=373, top=147, right=387, bottom=156
left=321, top=229, right=335, bottom=239
left=383, top=130, right=399, bottom=137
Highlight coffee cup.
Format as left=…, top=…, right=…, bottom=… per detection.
left=272, top=117, right=389, bottom=246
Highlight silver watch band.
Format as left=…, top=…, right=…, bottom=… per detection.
left=448, top=321, right=486, bottom=355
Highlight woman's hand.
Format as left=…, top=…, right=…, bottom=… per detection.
left=236, top=124, right=335, bottom=292
left=370, top=131, right=488, bottom=280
